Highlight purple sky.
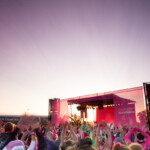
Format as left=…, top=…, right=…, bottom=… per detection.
left=0, top=0, right=150, bottom=115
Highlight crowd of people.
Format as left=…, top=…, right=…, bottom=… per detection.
left=0, top=115, right=150, bottom=150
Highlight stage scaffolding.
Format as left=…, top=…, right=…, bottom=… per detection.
left=49, top=86, right=146, bottom=127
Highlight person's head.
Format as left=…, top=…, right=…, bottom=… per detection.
left=74, top=126, right=79, bottom=134
left=26, top=132, right=37, bottom=146
left=85, top=136, right=91, bottom=140
left=76, top=145, right=95, bottom=150
left=112, top=143, right=130, bottom=150
left=114, top=137, right=125, bottom=144
left=62, top=139, right=94, bottom=150
left=75, top=139, right=94, bottom=150
left=83, top=121, right=86, bottom=125
left=53, top=133, right=58, bottom=141
left=66, top=130, right=70, bottom=137
left=98, top=136, right=105, bottom=146
left=46, top=131, right=58, bottom=142
left=4, top=140, right=25, bottom=150
left=0, top=127, right=4, bottom=133
left=128, top=143, right=144, bottom=150
left=4, top=122, right=14, bottom=132
left=136, top=132, right=145, bottom=144
left=65, top=145, right=95, bottom=150
left=61, top=139, right=75, bottom=150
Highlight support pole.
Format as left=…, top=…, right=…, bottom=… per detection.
left=143, top=83, right=150, bottom=130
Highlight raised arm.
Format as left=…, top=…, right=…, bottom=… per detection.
left=68, top=123, right=78, bottom=142
left=59, top=122, right=67, bottom=150
left=124, top=128, right=137, bottom=144
left=119, top=122, right=128, bottom=139
left=21, top=130, right=29, bottom=141
left=95, top=123, right=101, bottom=149
left=32, top=121, right=47, bottom=150
left=27, top=134, right=37, bottom=150
left=46, top=131, right=54, bottom=142
left=80, top=125, right=85, bottom=139
left=103, top=121, right=112, bottom=149
left=92, top=127, right=96, bottom=141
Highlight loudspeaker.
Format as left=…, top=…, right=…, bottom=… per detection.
left=98, top=104, right=103, bottom=109
left=48, top=115, right=52, bottom=121
left=146, top=84, right=150, bottom=101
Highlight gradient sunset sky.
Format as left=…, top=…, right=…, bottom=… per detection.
left=0, top=0, right=150, bottom=115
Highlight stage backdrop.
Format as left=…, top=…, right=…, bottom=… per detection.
left=96, top=106, right=114, bottom=123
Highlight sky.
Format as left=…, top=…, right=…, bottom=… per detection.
left=0, top=0, right=150, bottom=116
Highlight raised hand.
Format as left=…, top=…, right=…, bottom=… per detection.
left=31, top=134, right=36, bottom=141
left=68, top=122, right=72, bottom=130
left=32, top=122, right=40, bottom=130
left=99, top=122, right=103, bottom=128
left=17, top=115, right=29, bottom=130
left=102, top=120, right=107, bottom=127
left=64, top=121, right=68, bottom=127
left=46, top=131, right=53, bottom=141
left=30, top=116, right=41, bottom=130
left=21, top=130, right=29, bottom=141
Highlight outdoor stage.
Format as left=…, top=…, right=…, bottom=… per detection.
left=49, top=86, right=147, bottom=127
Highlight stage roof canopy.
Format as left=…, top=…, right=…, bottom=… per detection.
left=62, top=87, right=143, bottom=106
left=67, top=93, right=136, bottom=106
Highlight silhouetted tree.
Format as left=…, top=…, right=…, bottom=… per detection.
left=70, top=113, right=81, bottom=125
left=137, top=110, right=147, bottom=126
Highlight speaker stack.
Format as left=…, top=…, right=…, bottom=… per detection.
left=143, top=83, right=150, bottom=129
